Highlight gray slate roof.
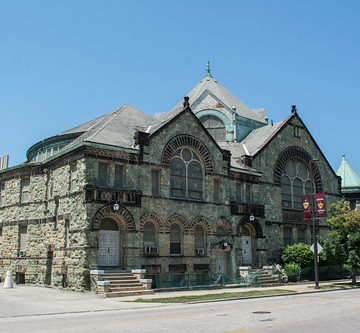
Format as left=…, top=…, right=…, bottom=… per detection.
left=156, top=76, right=267, bottom=124
left=63, top=104, right=158, bottom=150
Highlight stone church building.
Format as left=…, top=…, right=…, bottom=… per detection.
left=0, top=66, right=341, bottom=290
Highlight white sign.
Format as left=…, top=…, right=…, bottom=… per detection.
left=310, top=243, right=323, bottom=253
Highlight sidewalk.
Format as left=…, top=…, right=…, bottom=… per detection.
left=0, top=280, right=356, bottom=319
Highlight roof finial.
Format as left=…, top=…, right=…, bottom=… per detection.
left=206, top=61, right=213, bottom=78
left=291, top=105, right=297, bottom=113
left=183, top=96, right=190, bottom=109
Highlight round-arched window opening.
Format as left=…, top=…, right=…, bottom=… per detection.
left=216, top=226, right=227, bottom=237
left=200, top=115, right=226, bottom=141
left=99, top=218, right=119, bottom=231
left=170, top=148, right=204, bottom=200
left=281, top=158, right=313, bottom=209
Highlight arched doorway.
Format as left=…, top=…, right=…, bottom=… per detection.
left=240, top=226, right=253, bottom=265
left=98, top=218, right=120, bottom=267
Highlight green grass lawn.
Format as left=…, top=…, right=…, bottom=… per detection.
left=133, top=289, right=296, bottom=303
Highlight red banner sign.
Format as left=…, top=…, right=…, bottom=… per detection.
left=315, top=193, right=327, bottom=218
left=302, top=195, right=312, bottom=220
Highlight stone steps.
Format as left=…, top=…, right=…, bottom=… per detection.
left=92, top=269, right=153, bottom=298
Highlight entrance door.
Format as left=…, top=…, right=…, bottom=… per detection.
left=241, top=236, right=252, bottom=265
left=99, top=230, right=120, bottom=267
left=216, top=252, right=228, bottom=275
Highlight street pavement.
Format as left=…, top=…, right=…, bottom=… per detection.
left=0, top=280, right=359, bottom=332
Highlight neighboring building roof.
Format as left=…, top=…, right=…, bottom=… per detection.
left=155, top=75, right=267, bottom=124
left=336, top=154, right=360, bottom=191
left=63, top=104, right=158, bottom=150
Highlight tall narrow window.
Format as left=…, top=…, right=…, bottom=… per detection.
left=214, top=179, right=220, bottom=203
left=170, top=148, right=204, bottom=200
left=245, top=184, right=251, bottom=204
left=151, top=169, right=160, bottom=197
left=19, top=225, right=27, bottom=255
left=297, top=228, right=306, bottom=244
left=194, top=225, right=205, bottom=254
left=143, top=222, right=156, bottom=246
left=170, top=224, right=182, bottom=255
left=0, top=183, right=4, bottom=207
left=235, top=182, right=242, bottom=203
left=283, top=227, right=293, bottom=246
left=21, top=178, right=30, bottom=203
left=70, top=163, right=77, bottom=192
left=114, top=164, right=124, bottom=188
left=98, top=162, right=109, bottom=186
left=64, top=219, right=70, bottom=248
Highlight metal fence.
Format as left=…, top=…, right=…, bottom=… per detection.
left=151, top=271, right=261, bottom=290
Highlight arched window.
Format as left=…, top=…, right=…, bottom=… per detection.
left=281, top=159, right=313, bottom=209
left=170, top=148, right=204, bottom=200
left=200, top=115, right=226, bottom=141
left=194, top=225, right=206, bottom=254
left=143, top=222, right=156, bottom=246
left=170, top=224, right=182, bottom=255
left=216, top=226, right=226, bottom=238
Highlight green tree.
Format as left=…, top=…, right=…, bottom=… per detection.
left=281, top=243, right=313, bottom=268
left=327, top=200, right=360, bottom=283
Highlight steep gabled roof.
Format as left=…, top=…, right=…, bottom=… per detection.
left=336, top=155, right=360, bottom=191
left=63, top=104, right=158, bottom=150
left=156, top=75, right=267, bottom=124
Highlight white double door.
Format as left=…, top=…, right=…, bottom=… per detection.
left=241, top=236, right=252, bottom=265
left=99, top=230, right=120, bottom=267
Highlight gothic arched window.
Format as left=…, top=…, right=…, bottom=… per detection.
left=281, top=159, right=312, bottom=209
left=170, top=148, right=204, bottom=200
left=200, top=115, right=226, bottom=141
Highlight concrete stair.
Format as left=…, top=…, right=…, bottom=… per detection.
left=258, top=270, right=280, bottom=286
left=97, top=270, right=154, bottom=298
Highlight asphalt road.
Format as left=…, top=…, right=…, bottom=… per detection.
left=1, top=288, right=359, bottom=333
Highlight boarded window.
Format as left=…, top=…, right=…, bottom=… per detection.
left=170, top=224, right=182, bottom=254
left=214, top=179, right=220, bottom=203
left=70, top=163, right=77, bottom=192
left=151, top=169, right=160, bottom=197
left=98, top=162, right=109, bottom=186
left=19, top=226, right=27, bottom=252
left=143, top=222, right=156, bottom=246
left=21, top=178, right=30, bottom=203
left=114, top=164, right=124, bottom=188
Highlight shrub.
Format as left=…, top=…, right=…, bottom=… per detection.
left=281, top=243, right=313, bottom=268
left=284, top=263, right=301, bottom=282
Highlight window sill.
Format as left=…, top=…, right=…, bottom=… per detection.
left=169, top=197, right=204, bottom=203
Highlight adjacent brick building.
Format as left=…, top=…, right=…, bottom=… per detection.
left=0, top=68, right=341, bottom=290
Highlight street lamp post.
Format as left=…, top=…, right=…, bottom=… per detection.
left=309, top=160, right=320, bottom=289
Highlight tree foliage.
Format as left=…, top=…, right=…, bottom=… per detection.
left=326, top=200, right=360, bottom=283
left=281, top=243, right=313, bottom=268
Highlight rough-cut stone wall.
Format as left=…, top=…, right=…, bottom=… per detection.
left=0, top=159, right=90, bottom=290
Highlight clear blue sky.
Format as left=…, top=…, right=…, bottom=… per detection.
left=1, top=0, right=359, bottom=175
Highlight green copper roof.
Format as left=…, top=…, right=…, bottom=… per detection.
left=336, top=154, right=360, bottom=191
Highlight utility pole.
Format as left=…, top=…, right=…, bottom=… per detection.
left=309, top=160, right=320, bottom=289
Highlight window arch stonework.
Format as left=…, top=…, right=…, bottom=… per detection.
left=92, top=205, right=136, bottom=232
left=140, top=213, right=164, bottom=233
left=237, top=217, right=264, bottom=238
left=189, top=217, right=211, bottom=235
left=164, top=215, right=189, bottom=234
left=273, top=146, right=322, bottom=192
left=161, top=135, right=214, bottom=174
left=212, top=218, right=232, bottom=236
